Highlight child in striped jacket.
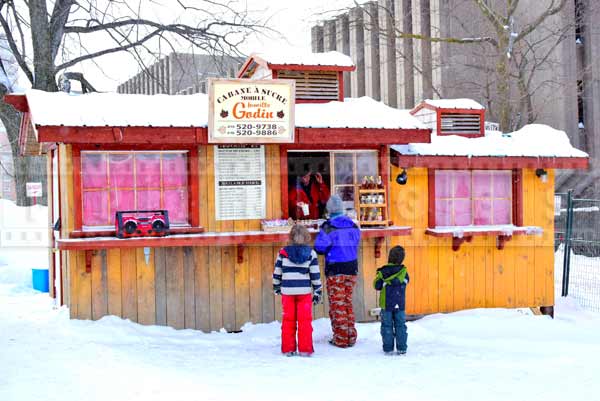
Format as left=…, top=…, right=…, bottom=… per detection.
left=273, top=224, right=322, bottom=356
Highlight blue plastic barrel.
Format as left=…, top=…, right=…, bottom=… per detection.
left=32, top=269, right=49, bottom=292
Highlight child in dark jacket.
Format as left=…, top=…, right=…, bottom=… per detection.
left=373, top=245, right=410, bottom=355
left=273, top=224, right=322, bottom=357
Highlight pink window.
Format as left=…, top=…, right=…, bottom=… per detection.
left=434, top=170, right=512, bottom=227
left=81, top=151, right=189, bottom=228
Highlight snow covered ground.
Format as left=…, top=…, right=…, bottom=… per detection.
left=555, top=246, right=600, bottom=312
left=2, top=254, right=600, bottom=401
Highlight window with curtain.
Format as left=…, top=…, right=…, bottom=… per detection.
left=81, top=151, right=189, bottom=228
left=434, top=170, right=512, bottom=227
left=332, top=151, right=378, bottom=213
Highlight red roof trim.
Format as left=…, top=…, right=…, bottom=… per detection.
left=37, top=126, right=207, bottom=144
left=391, top=152, right=589, bottom=170
left=297, top=128, right=431, bottom=145
left=4, top=94, right=29, bottom=112
left=35, top=126, right=431, bottom=146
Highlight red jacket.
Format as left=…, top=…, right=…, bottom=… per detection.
left=289, top=180, right=330, bottom=220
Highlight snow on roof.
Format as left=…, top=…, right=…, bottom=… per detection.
left=296, top=97, right=425, bottom=130
left=421, top=98, right=485, bottom=110
left=392, top=124, right=588, bottom=158
left=251, top=51, right=354, bottom=68
left=26, top=90, right=208, bottom=127
left=24, top=90, right=425, bottom=130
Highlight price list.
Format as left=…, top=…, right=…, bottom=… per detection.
left=214, top=145, right=266, bottom=221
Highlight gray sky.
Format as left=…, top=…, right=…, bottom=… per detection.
left=79, top=0, right=359, bottom=92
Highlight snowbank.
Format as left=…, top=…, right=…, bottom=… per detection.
left=392, top=124, right=588, bottom=158
left=0, top=199, right=49, bottom=286
left=1, top=251, right=600, bottom=401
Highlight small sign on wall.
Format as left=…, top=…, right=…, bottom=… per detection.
left=214, top=145, right=266, bottom=221
left=26, top=182, right=43, bottom=197
left=208, top=78, right=295, bottom=143
left=554, top=195, right=562, bottom=216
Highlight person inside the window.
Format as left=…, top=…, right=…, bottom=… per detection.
left=289, top=170, right=330, bottom=220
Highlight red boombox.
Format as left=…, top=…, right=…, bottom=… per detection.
left=115, top=210, right=170, bottom=239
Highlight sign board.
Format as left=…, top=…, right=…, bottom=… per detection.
left=26, top=182, right=43, bottom=197
left=554, top=195, right=562, bottom=216
left=214, top=145, right=266, bottom=221
left=208, top=79, right=295, bottom=143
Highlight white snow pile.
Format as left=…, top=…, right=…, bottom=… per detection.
left=393, top=124, right=588, bottom=158
left=23, top=90, right=426, bottom=131
left=296, top=97, right=426, bottom=129
left=252, top=50, right=354, bottom=67
left=24, top=89, right=209, bottom=127
left=422, top=98, right=485, bottom=110
left=0, top=200, right=49, bottom=291
left=2, top=253, right=600, bottom=401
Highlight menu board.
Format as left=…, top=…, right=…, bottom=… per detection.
left=214, top=145, right=266, bottom=221
left=208, top=79, right=295, bottom=143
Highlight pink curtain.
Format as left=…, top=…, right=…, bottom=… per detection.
left=83, top=191, right=109, bottom=226
left=81, top=153, right=107, bottom=189
left=164, top=189, right=188, bottom=223
left=435, top=169, right=511, bottom=227
left=162, top=153, right=188, bottom=187
left=136, top=154, right=161, bottom=188
left=81, top=151, right=189, bottom=227
left=109, top=154, right=134, bottom=188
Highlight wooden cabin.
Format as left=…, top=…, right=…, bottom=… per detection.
left=6, top=52, right=588, bottom=331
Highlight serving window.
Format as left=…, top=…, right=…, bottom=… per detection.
left=432, top=169, right=514, bottom=227
left=80, top=150, right=189, bottom=229
left=286, top=150, right=378, bottom=219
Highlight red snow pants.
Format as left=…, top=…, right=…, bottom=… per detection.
left=281, top=294, right=314, bottom=354
left=326, top=275, right=357, bottom=347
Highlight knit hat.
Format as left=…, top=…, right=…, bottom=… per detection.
left=326, top=195, right=343, bottom=215
left=388, top=246, right=405, bottom=265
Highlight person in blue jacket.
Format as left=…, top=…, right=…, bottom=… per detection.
left=314, top=195, right=361, bottom=348
left=374, top=245, right=410, bottom=355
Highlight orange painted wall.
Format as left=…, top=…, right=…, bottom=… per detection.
left=389, top=166, right=556, bottom=314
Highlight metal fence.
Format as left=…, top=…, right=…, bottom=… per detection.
left=555, top=190, right=600, bottom=312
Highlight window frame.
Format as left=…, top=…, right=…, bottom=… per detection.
left=428, top=168, right=523, bottom=229
left=280, top=145, right=386, bottom=219
left=73, top=144, right=199, bottom=231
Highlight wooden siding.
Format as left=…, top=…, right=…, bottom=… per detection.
left=63, top=146, right=553, bottom=332
left=389, top=166, right=556, bottom=314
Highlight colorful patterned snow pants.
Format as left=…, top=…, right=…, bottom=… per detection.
left=326, top=275, right=357, bottom=347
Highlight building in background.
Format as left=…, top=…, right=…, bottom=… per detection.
left=310, top=0, right=600, bottom=160
left=117, top=53, right=242, bottom=95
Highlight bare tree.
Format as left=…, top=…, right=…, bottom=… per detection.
left=0, top=0, right=268, bottom=206
left=354, top=0, right=599, bottom=195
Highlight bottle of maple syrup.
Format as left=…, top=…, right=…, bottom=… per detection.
left=361, top=176, right=368, bottom=190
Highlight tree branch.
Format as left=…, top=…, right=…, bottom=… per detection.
left=516, top=0, right=567, bottom=42
left=55, top=27, right=165, bottom=71
left=0, top=4, right=34, bottom=84
left=49, top=0, right=77, bottom=61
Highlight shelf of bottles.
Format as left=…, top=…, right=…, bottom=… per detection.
left=358, top=176, right=389, bottom=227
